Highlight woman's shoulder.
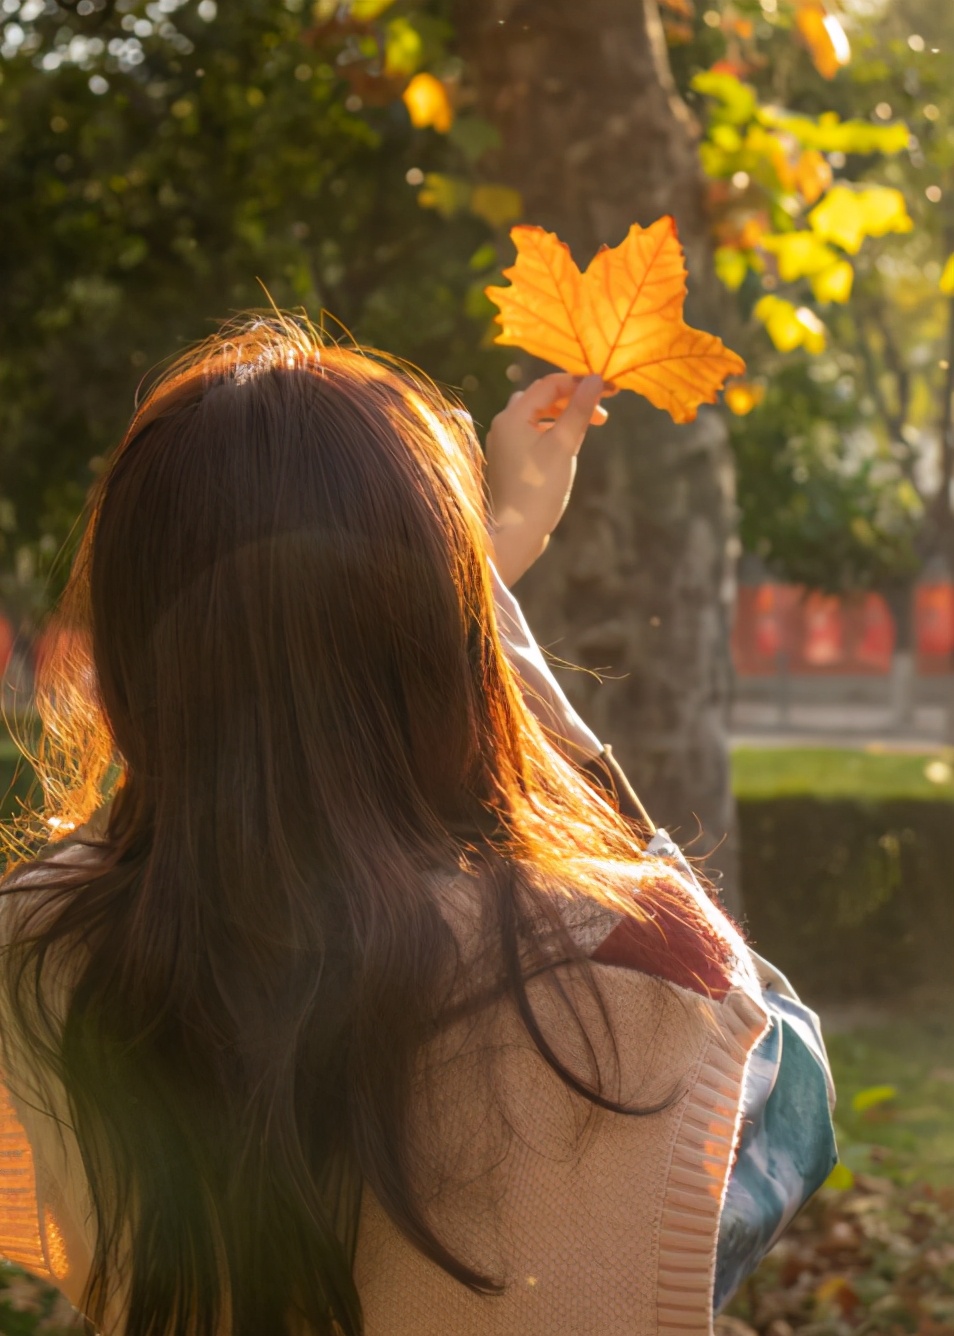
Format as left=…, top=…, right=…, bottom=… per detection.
left=538, top=844, right=758, bottom=1011
left=584, top=851, right=757, bottom=1002
left=434, top=846, right=761, bottom=1010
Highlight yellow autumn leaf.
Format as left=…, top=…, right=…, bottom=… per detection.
left=725, top=381, right=765, bottom=414
left=485, top=219, right=746, bottom=423
left=755, top=295, right=800, bottom=352
left=691, top=70, right=759, bottom=126
left=402, top=72, right=453, bottom=132
left=755, top=295, right=827, bottom=353
left=469, top=184, right=523, bottom=228
left=763, top=108, right=910, bottom=156
left=738, top=216, right=767, bottom=250
left=809, top=185, right=913, bottom=254
left=794, top=148, right=833, bottom=205
left=834, top=117, right=907, bottom=152
left=941, top=253, right=954, bottom=295
left=795, top=0, right=851, bottom=79
left=795, top=306, right=827, bottom=353
left=811, top=259, right=854, bottom=303
left=852, top=1084, right=897, bottom=1113
left=715, top=246, right=749, bottom=291
left=761, top=231, right=839, bottom=281
left=348, top=0, right=398, bottom=17
left=710, top=123, right=743, bottom=152
left=824, top=1162, right=855, bottom=1190
left=385, top=18, right=424, bottom=77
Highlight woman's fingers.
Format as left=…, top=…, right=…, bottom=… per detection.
left=504, top=372, right=581, bottom=420
left=507, top=372, right=610, bottom=432
left=546, top=374, right=606, bottom=454
left=530, top=393, right=608, bottom=427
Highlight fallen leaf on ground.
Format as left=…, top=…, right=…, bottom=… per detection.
left=724, top=1176, right=954, bottom=1333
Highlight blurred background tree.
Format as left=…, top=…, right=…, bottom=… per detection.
left=0, top=0, right=511, bottom=614
left=675, top=0, right=954, bottom=606
left=1, top=0, right=951, bottom=903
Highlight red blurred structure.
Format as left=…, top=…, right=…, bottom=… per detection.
left=0, top=614, right=13, bottom=681
left=5, top=588, right=954, bottom=702
left=733, top=583, right=954, bottom=676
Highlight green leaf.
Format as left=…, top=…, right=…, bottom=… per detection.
left=760, top=108, right=910, bottom=156
left=852, top=1084, right=898, bottom=1114
left=699, top=142, right=735, bottom=179
left=384, top=17, right=424, bottom=76
left=447, top=115, right=501, bottom=163
left=715, top=247, right=749, bottom=291
left=117, top=236, right=149, bottom=270
left=710, top=123, right=743, bottom=152
left=417, top=172, right=472, bottom=218
left=464, top=279, right=496, bottom=320
left=824, top=1162, right=855, bottom=1190
left=384, top=13, right=451, bottom=77
left=691, top=70, right=759, bottom=125
left=468, top=242, right=498, bottom=271
left=469, top=183, right=522, bottom=228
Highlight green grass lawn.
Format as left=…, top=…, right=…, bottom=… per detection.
left=731, top=744, right=954, bottom=801
left=826, top=1017, right=954, bottom=1189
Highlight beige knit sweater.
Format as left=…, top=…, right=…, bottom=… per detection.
left=0, top=855, right=768, bottom=1335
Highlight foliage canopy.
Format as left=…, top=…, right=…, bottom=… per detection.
left=0, top=0, right=951, bottom=609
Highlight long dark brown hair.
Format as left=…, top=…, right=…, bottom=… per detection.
left=1, top=315, right=719, bottom=1336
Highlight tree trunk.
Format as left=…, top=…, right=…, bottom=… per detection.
left=459, top=0, right=742, bottom=914
left=933, top=283, right=954, bottom=569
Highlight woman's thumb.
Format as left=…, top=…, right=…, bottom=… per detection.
left=551, top=374, right=605, bottom=452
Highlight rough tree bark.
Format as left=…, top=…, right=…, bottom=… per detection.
left=458, top=0, right=743, bottom=914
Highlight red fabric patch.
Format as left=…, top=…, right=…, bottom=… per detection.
left=591, top=877, right=733, bottom=1000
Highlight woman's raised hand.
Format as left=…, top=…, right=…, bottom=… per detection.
left=485, top=372, right=607, bottom=587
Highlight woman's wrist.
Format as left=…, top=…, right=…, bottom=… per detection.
left=483, top=372, right=606, bottom=587
left=488, top=521, right=548, bottom=588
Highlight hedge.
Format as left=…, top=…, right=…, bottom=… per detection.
left=738, top=797, right=953, bottom=1002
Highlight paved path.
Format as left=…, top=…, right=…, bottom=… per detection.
left=730, top=699, right=951, bottom=749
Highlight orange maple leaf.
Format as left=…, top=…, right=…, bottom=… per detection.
left=485, top=218, right=746, bottom=424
